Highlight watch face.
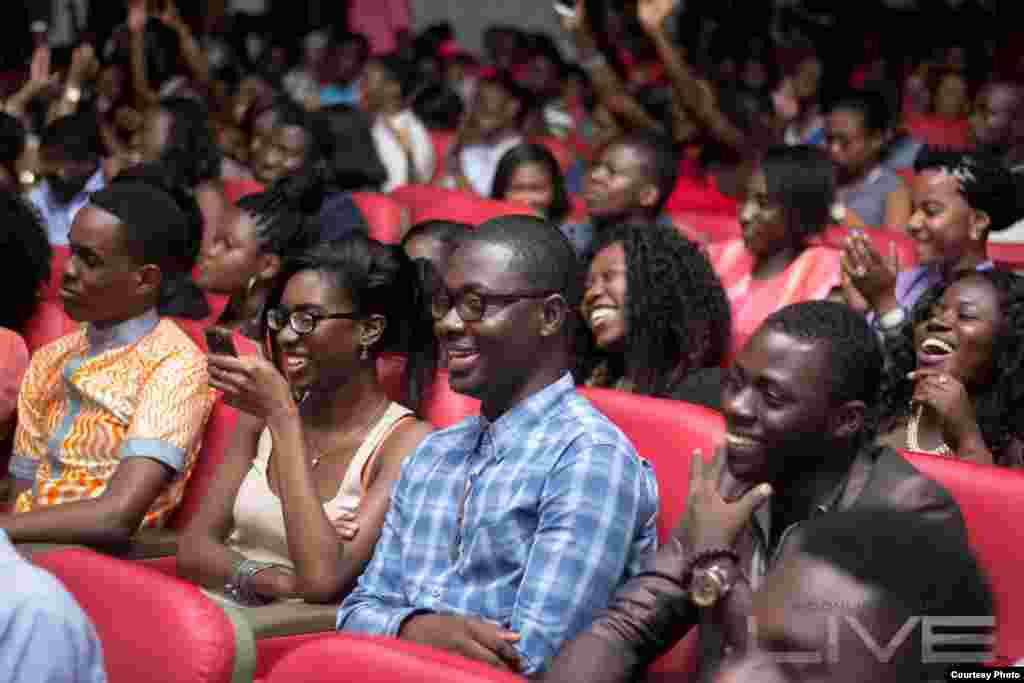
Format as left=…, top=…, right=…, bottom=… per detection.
left=691, top=570, right=721, bottom=608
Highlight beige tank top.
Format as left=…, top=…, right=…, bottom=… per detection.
left=225, top=401, right=413, bottom=567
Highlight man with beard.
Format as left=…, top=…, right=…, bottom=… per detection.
left=540, top=301, right=967, bottom=683
left=28, top=111, right=105, bottom=246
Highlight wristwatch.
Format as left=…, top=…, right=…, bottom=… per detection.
left=690, top=562, right=736, bottom=608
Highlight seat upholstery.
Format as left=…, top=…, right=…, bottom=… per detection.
left=390, top=184, right=535, bottom=226
left=988, top=242, right=1024, bottom=273
left=264, top=633, right=525, bottom=683
left=32, top=547, right=255, bottom=683
left=351, top=192, right=408, bottom=244
left=901, top=450, right=1024, bottom=665
left=22, top=299, right=77, bottom=353
left=669, top=210, right=742, bottom=244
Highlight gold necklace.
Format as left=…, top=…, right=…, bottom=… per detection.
left=307, top=397, right=391, bottom=470
left=906, top=404, right=953, bottom=456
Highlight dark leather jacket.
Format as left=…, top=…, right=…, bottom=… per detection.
left=540, top=446, right=966, bottom=683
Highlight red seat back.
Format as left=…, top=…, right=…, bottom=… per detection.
left=904, top=114, right=970, bottom=149
left=579, top=388, right=721, bottom=682
left=43, top=246, right=71, bottom=301
left=901, top=450, right=1024, bottom=665
left=377, top=352, right=408, bottom=405
left=390, top=184, right=535, bottom=226
left=222, top=178, right=265, bottom=204
left=22, top=299, right=77, bottom=353
left=33, top=548, right=254, bottom=683
left=422, top=369, right=481, bottom=429
left=265, top=633, right=524, bottom=683
left=988, top=242, right=1024, bottom=273
left=350, top=192, right=407, bottom=244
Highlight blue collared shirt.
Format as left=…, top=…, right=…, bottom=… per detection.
left=27, top=169, right=105, bottom=246
left=894, top=260, right=995, bottom=313
left=337, top=373, right=658, bottom=675
left=0, top=531, right=107, bottom=682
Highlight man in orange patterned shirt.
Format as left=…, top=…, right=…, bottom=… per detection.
left=3, top=173, right=213, bottom=544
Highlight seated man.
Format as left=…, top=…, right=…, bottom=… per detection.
left=28, top=111, right=106, bottom=247
left=561, top=130, right=679, bottom=261
left=541, top=300, right=967, bottom=682
left=337, top=215, right=659, bottom=675
left=443, top=73, right=527, bottom=197
left=714, top=509, right=992, bottom=683
left=4, top=173, right=214, bottom=544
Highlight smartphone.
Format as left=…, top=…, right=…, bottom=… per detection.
left=205, top=326, right=238, bottom=357
left=554, top=0, right=576, bottom=18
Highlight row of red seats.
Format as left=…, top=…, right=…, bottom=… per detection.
left=27, top=348, right=1024, bottom=681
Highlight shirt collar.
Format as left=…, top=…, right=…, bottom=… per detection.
left=46, top=168, right=105, bottom=210
left=86, top=308, right=159, bottom=356
left=473, top=372, right=575, bottom=463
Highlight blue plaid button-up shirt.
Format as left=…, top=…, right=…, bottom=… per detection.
left=337, top=373, right=659, bottom=675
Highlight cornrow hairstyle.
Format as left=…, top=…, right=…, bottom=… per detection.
left=581, top=222, right=731, bottom=397
left=877, top=269, right=1024, bottom=464
left=0, top=190, right=51, bottom=332
left=236, top=170, right=327, bottom=259
left=913, top=146, right=1022, bottom=233
left=265, top=236, right=438, bottom=415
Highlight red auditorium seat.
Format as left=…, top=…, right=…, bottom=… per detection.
left=222, top=178, right=265, bottom=204
left=43, top=245, right=71, bottom=300
left=669, top=210, right=742, bottom=244
left=904, top=114, right=970, bottom=149
left=901, top=450, right=1024, bottom=666
left=816, top=224, right=918, bottom=269
left=421, top=369, right=481, bottom=428
left=264, top=633, right=525, bottom=683
left=32, top=547, right=255, bottom=683
left=22, top=299, right=77, bottom=353
left=988, top=242, right=1024, bottom=273
left=350, top=192, right=407, bottom=244
left=390, top=184, right=535, bottom=226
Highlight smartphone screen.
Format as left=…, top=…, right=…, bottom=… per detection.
left=205, top=327, right=238, bottom=357
left=554, top=0, right=576, bottom=17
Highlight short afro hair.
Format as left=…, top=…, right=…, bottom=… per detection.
left=458, top=214, right=581, bottom=312
left=613, top=130, right=680, bottom=215
left=913, top=146, right=1022, bottom=233
left=758, top=301, right=884, bottom=445
left=826, top=88, right=896, bottom=134
left=584, top=222, right=732, bottom=396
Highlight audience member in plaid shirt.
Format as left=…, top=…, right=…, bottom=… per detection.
left=337, top=216, right=658, bottom=675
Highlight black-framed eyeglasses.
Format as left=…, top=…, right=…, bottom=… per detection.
left=267, top=307, right=362, bottom=336
left=431, top=288, right=558, bottom=323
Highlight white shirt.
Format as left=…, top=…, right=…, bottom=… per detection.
left=458, top=135, right=523, bottom=197
left=372, top=110, right=436, bottom=192
left=28, top=168, right=105, bottom=247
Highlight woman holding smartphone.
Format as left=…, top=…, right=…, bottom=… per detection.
left=178, top=233, right=437, bottom=605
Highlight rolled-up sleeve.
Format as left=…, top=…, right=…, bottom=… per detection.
left=510, top=437, right=659, bottom=675
left=123, top=351, right=212, bottom=473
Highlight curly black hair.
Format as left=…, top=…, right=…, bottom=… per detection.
left=0, top=190, right=51, bottom=333
left=877, top=269, right=1024, bottom=463
left=579, top=222, right=732, bottom=397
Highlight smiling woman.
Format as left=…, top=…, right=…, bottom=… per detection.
left=876, top=269, right=1024, bottom=467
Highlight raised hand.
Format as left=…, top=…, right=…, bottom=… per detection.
left=638, top=0, right=677, bottom=35
left=207, top=352, right=296, bottom=423
left=841, top=231, right=899, bottom=313
left=908, top=370, right=984, bottom=454
left=679, top=447, right=772, bottom=557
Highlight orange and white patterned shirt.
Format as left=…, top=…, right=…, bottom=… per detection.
left=9, top=310, right=214, bottom=528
